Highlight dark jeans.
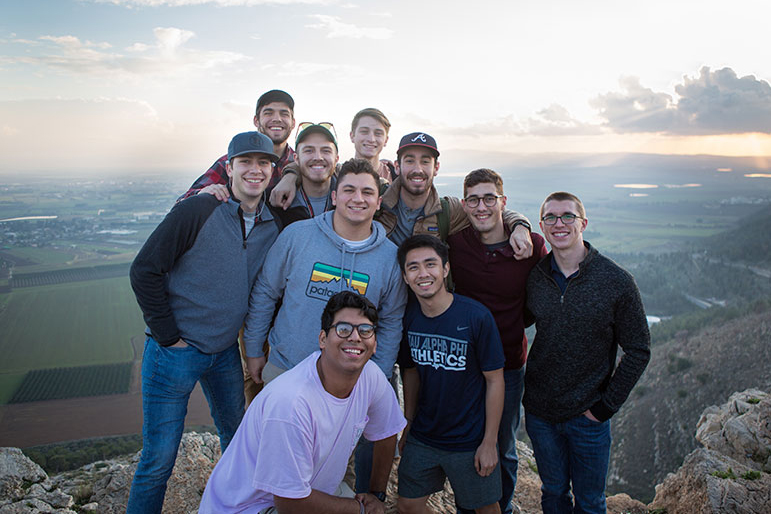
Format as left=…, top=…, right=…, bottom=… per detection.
left=525, top=412, right=611, bottom=514
left=127, top=337, right=244, bottom=514
left=457, top=366, right=524, bottom=514
left=354, top=366, right=400, bottom=493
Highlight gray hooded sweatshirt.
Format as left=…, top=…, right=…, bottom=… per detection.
left=244, top=211, right=407, bottom=377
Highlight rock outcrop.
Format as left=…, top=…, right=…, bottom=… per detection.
left=0, top=432, right=220, bottom=514
left=650, top=389, right=771, bottom=513
left=2, top=391, right=768, bottom=513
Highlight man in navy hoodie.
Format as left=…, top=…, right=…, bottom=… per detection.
left=128, top=131, right=293, bottom=514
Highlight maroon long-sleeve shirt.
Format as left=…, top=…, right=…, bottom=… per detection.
left=448, top=226, right=547, bottom=370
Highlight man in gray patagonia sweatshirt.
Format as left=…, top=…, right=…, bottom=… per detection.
left=243, top=157, right=407, bottom=385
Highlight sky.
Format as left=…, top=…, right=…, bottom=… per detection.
left=1, top=0, right=771, bottom=175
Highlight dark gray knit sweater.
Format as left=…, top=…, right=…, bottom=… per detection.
left=523, top=242, right=650, bottom=423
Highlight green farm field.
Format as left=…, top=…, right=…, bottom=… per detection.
left=0, top=276, right=142, bottom=376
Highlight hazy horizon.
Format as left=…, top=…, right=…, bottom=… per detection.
left=3, top=0, right=771, bottom=173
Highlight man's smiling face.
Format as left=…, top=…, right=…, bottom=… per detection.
left=540, top=199, right=587, bottom=251
left=396, top=147, right=439, bottom=197
left=255, top=101, right=295, bottom=145
left=350, top=115, right=388, bottom=160
left=297, top=133, right=338, bottom=186
left=318, top=307, right=377, bottom=375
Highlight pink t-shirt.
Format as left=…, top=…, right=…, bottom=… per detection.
left=199, top=351, right=405, bottom=513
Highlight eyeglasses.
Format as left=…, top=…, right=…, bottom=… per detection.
left=541, top=214, right=583, bottom=225
left=463, top=194, right=503, bottom=208
left=296, top=121, right=337, bottom=141
left=330, top=322, right=376, bottom=339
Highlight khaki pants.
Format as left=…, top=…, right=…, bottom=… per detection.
left=237, top=327, right=270, bottom=405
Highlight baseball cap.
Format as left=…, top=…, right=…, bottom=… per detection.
left=295, top=122, right=338, bottom=150
left=228, top=131, right=280, bottom=162
left=397, top=132, right=439, bottom=158
left=256, top=89, right=294, bottom=114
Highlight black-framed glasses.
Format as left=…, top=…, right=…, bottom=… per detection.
left=541, top=214, right=583, bottom=225
left=330, top=322, right=376, bottom=339
left=463, top=194, right=504, bottom=208
left=296, top=121, right=337, bottom=141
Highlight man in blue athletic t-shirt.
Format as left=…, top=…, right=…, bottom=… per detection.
left=396, top=235, right=505, bottom=514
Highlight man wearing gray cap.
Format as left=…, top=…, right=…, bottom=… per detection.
left=178, top=89, right=297, bottom=200
left=128, top=131, right=295, bottom=514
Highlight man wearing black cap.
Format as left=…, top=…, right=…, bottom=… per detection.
left=128, top=131, right=295, bottom=514
left=377, top=132, right=532, bottom=255
left=178, top=89, right=297, bottom=201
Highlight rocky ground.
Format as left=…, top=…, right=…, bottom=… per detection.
left=1, top=389, right=769, bottom=513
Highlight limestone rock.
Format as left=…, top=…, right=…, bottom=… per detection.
left=0, top=448, right=47, bottom=502
left=695, top=389, right=771, bottom=472
left=86, top=431, right=221, bottom=514
left=606, top=493, right=647, bottom=513
left=651, top=389, right=771, bottom=514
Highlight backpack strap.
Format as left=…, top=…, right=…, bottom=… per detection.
left=438, top=197, right=450, bottom=242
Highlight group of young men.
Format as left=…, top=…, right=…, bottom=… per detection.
left=128, top=89, right=651, bottom=514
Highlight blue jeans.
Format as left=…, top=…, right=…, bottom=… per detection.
left=354, top=366, right=400, bottom=493
left=525, top=412, right=611, bottom=514
left=457, top=366, right=524, bottom=514
left=127, top=337, right=245, bottom=514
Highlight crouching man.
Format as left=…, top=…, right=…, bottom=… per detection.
left=199, top=291, right=406, bottom=514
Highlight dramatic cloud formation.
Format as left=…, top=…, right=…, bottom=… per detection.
left=592, top=67, right=771, bottom=135
left=305, top=14, right=393, bottom=39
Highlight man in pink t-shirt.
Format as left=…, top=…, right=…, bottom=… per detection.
left=200, top=292, right=406, bottom=514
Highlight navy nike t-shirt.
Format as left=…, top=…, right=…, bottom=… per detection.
left=400, top=294, right=504, bottom=451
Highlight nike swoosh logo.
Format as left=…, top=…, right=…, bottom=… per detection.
left=457, top=326, right=468, bottom=331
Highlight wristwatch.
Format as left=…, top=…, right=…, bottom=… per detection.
left=369, top=490, right=386, bottom=502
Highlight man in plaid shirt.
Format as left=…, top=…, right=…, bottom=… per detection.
left=178, top=89, right=297, bottom=201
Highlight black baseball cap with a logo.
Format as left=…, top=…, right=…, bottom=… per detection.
left=255, top=89, right=294, bottom=114
left=397, top=132, right=439, bottom=158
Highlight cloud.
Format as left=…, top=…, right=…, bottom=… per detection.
left=438, top=104, right=600, bottom=139
left=89, top=0, right=334, bottom=6
left=0, top=97, right=173, bottom=170
left=525, top=103, right=602, bottom=136
left=305, top=14, right=393, bottom=39
left=1, top=28, right=248, bottom=78
left=591, top=67, right=771, bottom=135
left=40, top=35, right=112, bottom=49
left=261, top=60, right=364, bottom=77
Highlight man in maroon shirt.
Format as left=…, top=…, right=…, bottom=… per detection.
left=447, top=168, right=548, bottom=514
left=178, top=89, right=297, bottom=201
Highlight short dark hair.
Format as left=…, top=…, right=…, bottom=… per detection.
left=320, top=291, right=378, bottom=333
left=397, top=234, right=449, bottom=272
left=351, top=108, right=391, bottom=134
left=336, top=159, right=381, bottom=194
left=540, top=191, right=586, bottom=219
left=463, top=168, right=503, bottom=197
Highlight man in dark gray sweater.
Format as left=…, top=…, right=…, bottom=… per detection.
left=128, top=131, right=293, bottom=514
left=524, top=191, right=650, bottom=514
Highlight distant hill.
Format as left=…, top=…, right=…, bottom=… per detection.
left=706, top=203, right=771, bottom=267
left=607, top=306, right=771, bottom=502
